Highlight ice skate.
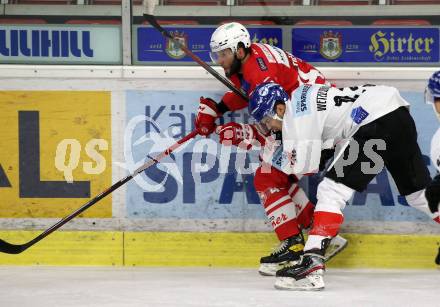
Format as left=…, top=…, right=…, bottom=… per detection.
left=274, top=250, right=325, bottom=291
left=258, top=232, right=304, bottom=276
left=324, top=235, right=348, bottom=262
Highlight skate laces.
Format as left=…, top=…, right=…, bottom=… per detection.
left=272, top=236, right=304, bottom=255
left=271, top=239, right=289, bottom=255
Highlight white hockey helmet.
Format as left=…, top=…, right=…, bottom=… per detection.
left=209, top=22, right=251, bottom=63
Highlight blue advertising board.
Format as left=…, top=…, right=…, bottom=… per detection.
left=136, top=26, right=283, bottom=63
left=125, top=89, right=438, bottom=223
left=292, top=27, right=439, bottom=63
left=125, top=90, right=261, bottom=219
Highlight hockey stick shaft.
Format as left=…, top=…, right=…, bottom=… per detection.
left=143, top=14, right=248, bottom=102
left=0, top=130, right=198, bottom=254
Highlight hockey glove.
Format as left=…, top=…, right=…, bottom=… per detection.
left=216, top=122, right=266, bottom=150
left=195, top=97, right=221, bottom=136
left=426, top=173, right=440, bottom=214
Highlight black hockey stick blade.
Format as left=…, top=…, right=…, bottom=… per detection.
left=0, top=239, right=30, bottom=254
left=143, top=14, right=248, bottom=102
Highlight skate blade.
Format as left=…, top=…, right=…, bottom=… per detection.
left=258, top=263, right=278, bottom=276
left=259, top=260, right=301, bottom=276
left=324, top=235, right=348, bottom=262
left=274, top=271, right=325, bottom=291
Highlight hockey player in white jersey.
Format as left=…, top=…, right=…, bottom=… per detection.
left=248, top=82, right=440, bottom=290
left=426, top=71, right=440, bottom=173
left=425, top=71, right=440, bottom=265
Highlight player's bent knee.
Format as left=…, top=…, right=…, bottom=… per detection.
left=315, top=178, right=355, bottom=214
left=310, top=178, right=353, bottom=237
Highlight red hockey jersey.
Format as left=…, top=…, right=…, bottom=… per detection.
left=222, top=43, right=329, bottom=111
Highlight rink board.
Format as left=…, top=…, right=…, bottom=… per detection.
left=0, top=66, right=438, bottom=233
left=0, top=67, right=439, bottom=269
left=0, top=91, right=112, bottom=218
left=0, top=231, right=438, bottom=269
left=0, top=231, right=122, bottom=266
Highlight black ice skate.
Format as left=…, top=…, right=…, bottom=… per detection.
left=274, top=249, right=326, bottom=291
left=258, top=233, right=305, bottom=276
left=324, top=235, right=348, bottom=262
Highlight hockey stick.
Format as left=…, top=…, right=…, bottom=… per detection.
left=0, top=130, right=198, bottom=254
left=143, top=14, right=248, bottom=101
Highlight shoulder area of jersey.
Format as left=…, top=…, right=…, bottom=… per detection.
left=249, top=43, right=261, bottom=55
left=249, top=43, right=276, bottom=55
left=247, top=45, right=271, bottom=72
left=294, top=83, right=328, bottom=92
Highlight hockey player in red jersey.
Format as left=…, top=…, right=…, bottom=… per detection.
left=194, top=22, right=346, bottom=276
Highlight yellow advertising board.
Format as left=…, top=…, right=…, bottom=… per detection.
left=0, top=91, right=111, bottom=218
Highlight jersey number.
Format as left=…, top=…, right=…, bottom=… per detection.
left=333, top=95, right=360, bottom=107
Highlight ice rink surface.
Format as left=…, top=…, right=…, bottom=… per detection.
left=0, top=267, right=438, bottom=307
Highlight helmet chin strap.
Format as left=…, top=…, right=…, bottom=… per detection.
left=226, top=55, right=242, bottom=78
left=272, top=113, right=283, bottom=121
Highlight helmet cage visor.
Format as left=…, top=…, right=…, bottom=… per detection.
left=255, top=105, right=284, bottom=123
left=425, top=87, right=435, bottom=105
left=425, top=87, right=440, bottom=121
left=209, top=48, right=234, bottom=64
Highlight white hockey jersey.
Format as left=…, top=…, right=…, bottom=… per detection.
left=281, top=84, right=410, bottom=174
left=431, top=128, right=440, bottom=172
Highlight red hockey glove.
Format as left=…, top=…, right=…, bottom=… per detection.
left=195, top=97, right=221, bottom=136
left=216, top=122, right=266, bottom=150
